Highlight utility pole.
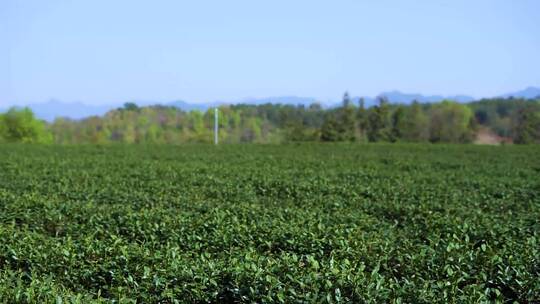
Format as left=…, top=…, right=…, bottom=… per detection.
left=214, top=108, right=218, bottom=145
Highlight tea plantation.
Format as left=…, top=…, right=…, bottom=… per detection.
left=0, top=144, right=538, bottom=303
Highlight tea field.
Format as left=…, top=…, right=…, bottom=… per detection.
left=0, top=144, right=539, bottom=303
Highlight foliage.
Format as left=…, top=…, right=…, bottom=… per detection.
left=428, top=101, right=474, bottom=143
left=394, top=101, right=429, bottom=142
left=0, top=107, right=52, bottom=143
left=356, top=98, right=368, bottom=140
left=0, top=144, right=539, bottom=302
left=3, top=96, right=540, bottom=144
left=512, top=105, right=540, bottom=144
left=339, top=94, right=357, bottom=142
left=320, top=111, right=341, bottom=142
left=366, top=97, right=392, bottom=142
left=320, top=93, right=356, bottom=142
left=469, top=98, right=540, bottom=140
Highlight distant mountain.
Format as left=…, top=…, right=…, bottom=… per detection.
left=0, top=100, right=212, bottom=122
left=1, top=100, right=114, bottom=122
left=167, top=100, right=209, bottom=112
left=4, top=87, right=538, bottom=121
left=499, top=86, right=540, bottom=99
left=234, top=96, right=319, bottom=106
left=377, top=90, right=475, bottom=103
left=350, top=96, right=377, bottom=108
left=153, top=97, right=319, bottom=112
left=345, top=91, right=473, bottom=108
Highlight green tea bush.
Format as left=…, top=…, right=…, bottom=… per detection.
left=0, top=144, right=538, bottom=303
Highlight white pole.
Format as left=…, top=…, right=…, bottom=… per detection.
left=214, top=108, right=218, bottom=145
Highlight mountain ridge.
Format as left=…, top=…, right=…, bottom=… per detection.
left=2, top=87, right=538, bottom=121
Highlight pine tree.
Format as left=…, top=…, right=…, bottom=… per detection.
left=340, top=92, right=356, bottom=141
left=320, top=112, right=340, bottom=141
left=366, top=96, right=391, bottom=142
left=391, top=106, right=405, bottom=141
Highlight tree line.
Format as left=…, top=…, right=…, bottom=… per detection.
left=1, top=94, right=539, bottom=144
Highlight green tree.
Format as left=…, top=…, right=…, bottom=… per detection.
left=50, top=117, right=75, bottom=144
left=320, top=112, right=341, bottom=142
left=320, top=92, right=356, bottom=142
left=283, top=114, right=307, bottom=142
left=188, top=111, right=210, bottom=142
left=396, top=101, right=429, bottom=141
left=0, top=107, right=52, bottom=143
left=122, top=102, right=140, bottom=112
left=512, top=106, right=540, bottom=144
left=357, top=98, right=368, bottom=140
left=366, top=97, right=392, bottom=142
left=241, top=117, right=262, bottom=142
left=340, top=92, right=356, bottom=141
left=390, top=106, right=406, bottom=141
left=429, top=101, right=474, bottom=143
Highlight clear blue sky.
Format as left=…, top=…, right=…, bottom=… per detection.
left=1, top=0, right=539, bottom=106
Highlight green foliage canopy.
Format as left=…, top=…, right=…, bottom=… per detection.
left=0, top=107, right=52, bottom=143
left=2, top=96, right=539, bottom=144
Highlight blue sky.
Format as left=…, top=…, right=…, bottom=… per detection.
left=1, top=0, right=539, bottom=106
